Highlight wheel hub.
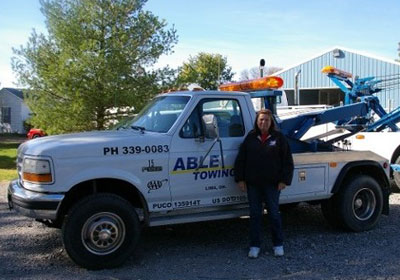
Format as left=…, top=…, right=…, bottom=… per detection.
left=82, top=212, right=126, bottom=255
left=98, top=228, right=112, bottom=241
left=354, top=198, right=363, bottom=208
left=352, top=188, right=376, bottom=221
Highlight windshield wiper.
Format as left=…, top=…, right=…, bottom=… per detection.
left=131, top=125, right=145, bottom=133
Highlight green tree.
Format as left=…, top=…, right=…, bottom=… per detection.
left=12, top=0, right=177, bottom=134
left=177, top=53, right=234, bottom=90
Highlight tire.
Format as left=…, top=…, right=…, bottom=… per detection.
left=337, top=175, right=383, bottom=232
left=62, top=194, right=140, bottom=269
left=321, top=194, right=344, bottom=229
left=32, top=134, right=40, bottom=138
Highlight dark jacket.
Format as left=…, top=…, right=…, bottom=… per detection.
left=234, top=129, right=294, bottom=187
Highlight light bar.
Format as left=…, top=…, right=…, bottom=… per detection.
left=219, top=76, right=284, bottom=92
left=321, top=66, right=353, bottom=78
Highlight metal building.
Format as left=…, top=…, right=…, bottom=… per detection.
left=274, top=46, right=400, bottom=109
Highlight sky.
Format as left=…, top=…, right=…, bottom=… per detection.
left=1, top=0, right=399, bottom=88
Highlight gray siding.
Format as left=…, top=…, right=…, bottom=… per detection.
left=0, top=89, right=29, bottom=133
left=275, top=48, right=400, bottom=109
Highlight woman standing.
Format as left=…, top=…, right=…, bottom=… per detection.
left=234, top=109, right=294, bottom=258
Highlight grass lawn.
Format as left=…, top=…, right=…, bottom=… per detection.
left=0, top=135, right=24, bottom=182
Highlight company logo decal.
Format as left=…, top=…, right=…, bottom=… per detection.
left=142, top=160, right=162, bottom=172
left=171, top=155, right=234, bottom=180
left=147, top=179, right=168, bottom=193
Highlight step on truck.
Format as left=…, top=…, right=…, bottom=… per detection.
left=8, top=76, right=391, bottom=269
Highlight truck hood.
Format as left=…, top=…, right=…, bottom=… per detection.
left=18, top=130, right=171, bottom=158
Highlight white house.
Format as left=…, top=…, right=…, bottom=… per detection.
left=0, top=88, right=31, bottom=134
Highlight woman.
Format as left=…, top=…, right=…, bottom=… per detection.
left=234, top=109, right=294, bottom=258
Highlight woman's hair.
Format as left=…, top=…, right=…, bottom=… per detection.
left=254, top=109, right=276, bottom=134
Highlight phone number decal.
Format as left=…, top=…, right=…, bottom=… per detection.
left=103, top=145, right=169, bottom=155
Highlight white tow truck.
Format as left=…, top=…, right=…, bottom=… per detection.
left=8, top=76, right=391, bottom=269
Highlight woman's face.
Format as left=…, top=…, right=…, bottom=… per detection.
left=257, top=113, right=271, bottom=134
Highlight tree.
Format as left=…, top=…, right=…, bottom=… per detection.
left=176, top=53, right=234, bottom=90
left=239, top=66, right=283, bottom=81
left=12, top=0, right=177, bottom=134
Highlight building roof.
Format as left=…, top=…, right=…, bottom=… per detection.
left=272, top=46, right=400, bottom=90
left=272, top=46, right=400, bottom=76
left=1, top=88, right=24, bottom=100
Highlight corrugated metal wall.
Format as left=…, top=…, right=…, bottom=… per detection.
left=276, top=48, right=400, bottom=109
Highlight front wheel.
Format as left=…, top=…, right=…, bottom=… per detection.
left=338, top=175, right=383, bottom=232
left=62, top=194, right=140, bottom=269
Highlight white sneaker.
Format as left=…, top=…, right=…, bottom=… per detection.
left=248, top=247, right=260, bottom=259
left=273, top=246, right=284, bottom=257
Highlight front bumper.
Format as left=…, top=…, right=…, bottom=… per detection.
left=7, top=179, right=64, bottom=220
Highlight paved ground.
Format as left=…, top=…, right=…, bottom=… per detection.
left=1, top=181, right=400, bottom=280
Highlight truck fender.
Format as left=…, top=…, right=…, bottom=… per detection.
left=331, top=160, right=390, bottom=215
left=62, top=167, right=145, bottom=194
left=58, top=169, right=150, bottom=226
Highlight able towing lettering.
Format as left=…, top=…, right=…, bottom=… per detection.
left=172, top=155, right=234, bottom=180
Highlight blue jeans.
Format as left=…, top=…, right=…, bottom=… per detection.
left=247, top=184, right=283, bottom=247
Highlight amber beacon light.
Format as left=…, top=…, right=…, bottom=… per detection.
left=219, top=76, right=284, bottom=92
left=321, top=66, right=353, bottom=78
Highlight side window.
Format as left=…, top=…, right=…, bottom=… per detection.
left=180, top=99, right=245, bottom=138
left=180, top=107, right=202, bottom=138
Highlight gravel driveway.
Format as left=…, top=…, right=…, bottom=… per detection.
left=1, top=181, right=400, bottom=280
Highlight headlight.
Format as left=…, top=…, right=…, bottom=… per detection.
left=22, top=158, right=53, bottom=183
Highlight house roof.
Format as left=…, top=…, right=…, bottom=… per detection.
left=1, top=88, right=24, bottom=100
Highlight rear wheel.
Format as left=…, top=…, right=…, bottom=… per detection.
left=62, top=194, right=140, bottom=269
left=32, top=134, right=40, bottom=138
left=337, top=175, right=383, bottom=232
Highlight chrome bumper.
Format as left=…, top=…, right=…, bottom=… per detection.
left=7, top=180, right=64, bottom=220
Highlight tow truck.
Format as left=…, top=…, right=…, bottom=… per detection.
left=8, top=75, right=390, bottom=269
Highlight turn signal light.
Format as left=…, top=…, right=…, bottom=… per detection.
left=23, top=172, right=52, bottom=183
left=219, top=76, right=284, bottom=92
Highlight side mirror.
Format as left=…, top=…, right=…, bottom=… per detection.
left=202, top=114, right=219, bottom=139
left=197, top=113, right=225, bottom=169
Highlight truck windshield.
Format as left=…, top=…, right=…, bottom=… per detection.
left=128, top=95, right=190, bottom=133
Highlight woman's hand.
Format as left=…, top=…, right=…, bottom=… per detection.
left=238, top=181, right=247, bottom=192
left=278, top=182, right=286, bottom=190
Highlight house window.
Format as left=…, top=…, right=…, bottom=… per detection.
left=1, top=107, right=11, bottom=124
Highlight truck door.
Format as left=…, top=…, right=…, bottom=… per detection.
left=169, top=97, right=248, bottom=209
